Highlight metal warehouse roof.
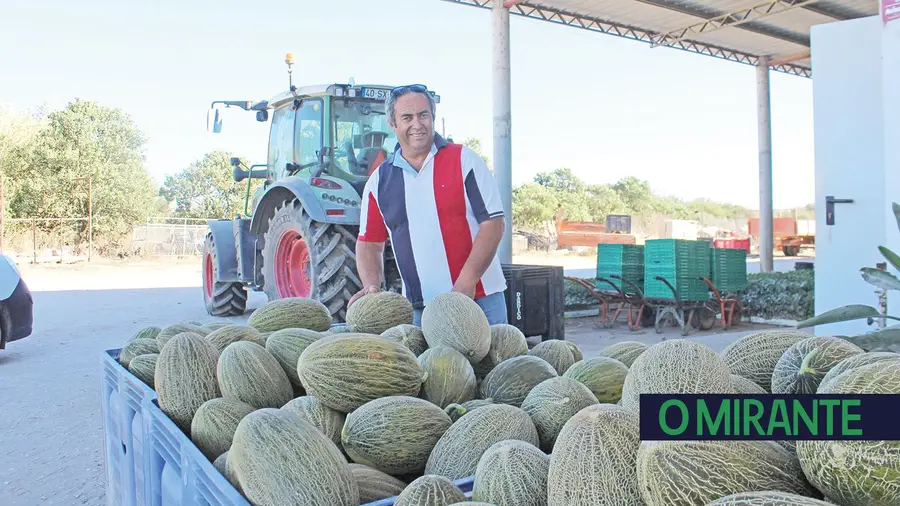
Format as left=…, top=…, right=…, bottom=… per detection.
left=442, top=0, right=879, bottom=77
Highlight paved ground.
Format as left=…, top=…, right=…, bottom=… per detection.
left=0, top=256, right=796, bottom=506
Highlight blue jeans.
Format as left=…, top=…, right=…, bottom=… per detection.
left=414, top=291, right=509, bottom=326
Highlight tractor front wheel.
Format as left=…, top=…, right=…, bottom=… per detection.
left=202, top=233, right=248, bottom=316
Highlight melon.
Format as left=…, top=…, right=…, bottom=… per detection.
left=326, top=323, right=355, bottom=334
left=247, top=297, right=332, bottom=332
left=731, top=374, right=767, bottom=394
left=394, top=475, right=467, bottom=506
left=155, top=332, right=221, bottom=432
left=346, top=291, right=414, bottom=334
left=205, top=324, right=266, bottom=353
left=421, top=291, right=491, bottom=364
left=703, top=492, right=834, bottom=505
left=597, top=341, right=649, bottom=367
left=228, top=408, right=358, bottom=506
left=190, top=397, right=256, bottom=460
left=341, top=395, right=452, bottom=475
left=818, top=351, right=900, bottom=392
left=444, top=398, right=494, bottom=422
left=348, top=463, right=407, bottom=503
left=382, top=324, right=428, bottom=356
left=521, top=376, right=597, bottom=451
left=479, top=355, right=558, bottom=407
left=547, top=403, right=643, bottom=506
left=202, top=322, right=231, bottom=331
left=280, top=396, right=346, bottom=448
left=472, top=324, right=528, bottom=378
left=264, top=328, right=322, bottom=391
left=620, top=339, right=734, bottom=413
left=637, top=440, right=819, bottom=505
left=213, top=451, right=242, bottom=493
left=796, top=360, right=900, bottom=506
left=217, top=341, right=294, bottom=409
left=529, top=339, right=576, bottom=374
left=562, top=356, right=629, bottom=403
left=771, top=336, right=864, bottom=394
left=424, top=403, right=539, bottom=480
left=721, top=330, right=810, bottom=391
left=156, top=323, right=209, bottom=348
left=119, top=338, right=160, bottom=366
left=128, top=353, right=158, bottom=388
left=182, top=319, right=204, bottom=326
left=418, top=346, right=477, bottom=408
left=297, top=333, right=425, bottom=412
left=472, top=439, right=549, bottom=506
left=128, top=326, right=161, bottom=342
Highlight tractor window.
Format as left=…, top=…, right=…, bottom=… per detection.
left=295, top=99, right=323, bottom=168
left=332, top=99, right=396, bottom=176
left=267, top=105, right=295, bottom=177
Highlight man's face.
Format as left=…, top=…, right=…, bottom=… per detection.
left=390, top=92, right=434, bottom=155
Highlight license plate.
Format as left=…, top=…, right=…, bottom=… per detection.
left=360, top=88, right=390, bottom=100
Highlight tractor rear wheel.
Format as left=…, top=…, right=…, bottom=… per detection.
left=202, top=233, right=248, bottom=317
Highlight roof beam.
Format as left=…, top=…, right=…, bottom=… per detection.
left=439, top=0, right=812, bottom=77
left=800, top=3, right=858, bottom=20
left=652, top=0, right=821, bottom=48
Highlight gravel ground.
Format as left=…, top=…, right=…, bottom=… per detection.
left=0, top=256, right=795, bottom=506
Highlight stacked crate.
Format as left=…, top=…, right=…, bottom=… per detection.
left=643, top=239, right=710, bottom=301
left=709, top=247, right=748, bottom=292
left=595, top=244, right=644, bottom=294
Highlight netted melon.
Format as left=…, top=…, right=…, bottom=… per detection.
left=247, top=297, right=332, bottom=332
left=796, top=360, right=900, bottom=506
left=217, top=341, right=293, bottom=409
left=382, top=323, right=428, bottom=356
left=349, top=463, right=407, bottom=503
left=128, top=353, right=158, bottom=388
left=597, top=341, right=648, bottom=367
left=471, top=439, right=549, bottom=506
left=326, top=323, right=355, bottom=334
left=228, top=408, right=358, bottom=506
left=297, top=333, right=425, bottom=412
left=119, top=338, right=160, bottom=366
left=562, top=356, right=629, bottom=403
left=418, top=346, right=477, bottom=408
left=394, top=475, right=467, bottom=506
left=213, top=451, right=242, bottom=493
left=520, top=376, right=598, bottom=451
left=341, top=395, right=452, bottom=475
left=637, top=440, right=819, bottom=506
left=771, top=336, right=864, bottom=394
left=346, top=291, right=414, bottom=334
left=280, top=396, right=346, bottom=448
left=472, top=324, right=528, bottom=378
left=817, top=351, right=900, bottom=392
left=205, top=324, right=266, bottom=353
left=190, top=397, right=256, bottom=460
left=202, top=321, right=231, bottom=331
left=547, top=403, right=642, bottom=505
left=529, top=339, right=576, bottom=374
left=424, top=403, right=539, bottom=480
left=621, top=339, right=734, bottom=413
left=703, top=491, right=834, bottom=505
left=721, top=330, right=810, bottom=392
left=155, top=332, right=221, bottom=432
left=156, top=323, right=209, bottom=348
left=479, top=355, right=558, bottom=407
left=731, top=374, right=767, bottom=394
left=264, top=328, right=322, bottom=391
left=421, top=291, right=492, bottom=364
left=128, top=326, right=161, bottom=342
left=444, top=398, right=494, bottom=422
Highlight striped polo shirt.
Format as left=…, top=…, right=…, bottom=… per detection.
left=358, top=133, right=507, bottom=309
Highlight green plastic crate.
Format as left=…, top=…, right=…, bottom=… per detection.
left=709, top=247, right=748, bottom=291
left=595, top=244, right=644, bottom=294
left=643, top=239, right=711, bottom=301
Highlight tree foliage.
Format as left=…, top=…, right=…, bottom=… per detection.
left=159, top=151, right=255, bottom=219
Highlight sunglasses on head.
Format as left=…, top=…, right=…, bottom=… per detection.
left=390, top=84, right=428, bottom=97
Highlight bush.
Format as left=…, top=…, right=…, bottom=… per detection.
left=741, top=270, right=814, bottom=321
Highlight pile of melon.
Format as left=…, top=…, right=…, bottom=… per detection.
left=118, top=291, right=899, bottom=506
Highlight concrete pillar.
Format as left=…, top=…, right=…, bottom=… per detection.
left=492, top=0, right=513, bottom=264
left=756, top=56, right=774, bottom=272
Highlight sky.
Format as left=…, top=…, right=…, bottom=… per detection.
left=0, top=0, right=817, bottom=210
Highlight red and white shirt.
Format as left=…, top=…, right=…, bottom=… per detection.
left=358, top=134, right=507, bottom=309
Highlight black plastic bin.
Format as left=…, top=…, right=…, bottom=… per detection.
left=501, top=264, right=565, bottom=341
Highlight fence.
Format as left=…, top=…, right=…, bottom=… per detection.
left=131, top=217, right=215, bottom=257
left=0, top=216, right=92, bottom=263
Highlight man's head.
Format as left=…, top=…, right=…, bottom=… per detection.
left=386, top=85, right=436, bottom=157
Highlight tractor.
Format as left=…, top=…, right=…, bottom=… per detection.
left=201, top=53, right=432, bottom=321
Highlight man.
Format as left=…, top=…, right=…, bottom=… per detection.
left=347, top=84, right=508, bottom=325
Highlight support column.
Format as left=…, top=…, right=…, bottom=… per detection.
left=493, top=0, right=513, bottom=264
left=756, top=56, right=774, bottom=272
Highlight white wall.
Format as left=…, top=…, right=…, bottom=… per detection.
left=883, top=13, right=900, bottom=320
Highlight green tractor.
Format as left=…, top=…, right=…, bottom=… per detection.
left=202, top=54, right=432, bottom=320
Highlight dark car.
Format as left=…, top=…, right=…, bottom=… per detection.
left=0, top=254, right=33, bottom=349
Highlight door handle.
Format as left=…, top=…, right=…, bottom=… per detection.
left=825, top=195, right=854, bottom=225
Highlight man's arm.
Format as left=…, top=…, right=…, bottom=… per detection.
left=356, top=240, right=385, bottom=289
left=349, top=179, right=388, bottom=306
left=452, top=217, right=504, bottom=297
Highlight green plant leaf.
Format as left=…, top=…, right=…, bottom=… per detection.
left=879, top=246, right=900, bottom=272
left=860, top=267, right=900, bottom=291
left=893, top=202, right=900, bottom=234
left=844, top=323, right=900, bottom=352
left=796, top=304, right=882, bottom=328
